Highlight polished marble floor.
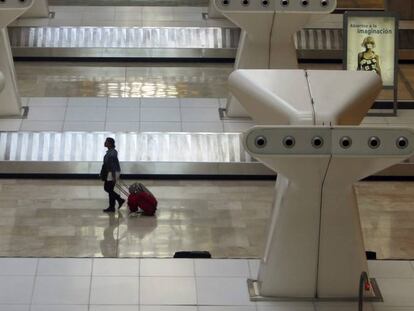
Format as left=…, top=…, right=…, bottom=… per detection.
left=5, top=0, right=414, bottom=264
left=0, top=179, right=273, bottom=258
left=0, top=179, right=412, bottom=259
left=49, top=0, right=384, bottom=8
left=15, top=62, right=232, bottom=98
left=338, top=0, right=383, bottom=8
left=15, top=62, right=414, bottom=101
left=0, top=257, right=408, bottom=310
left=50, top=0, right=208, bottom=6
left=4, top=1, right=413, bottom=306
left=14, top=5, right=232, bottom=28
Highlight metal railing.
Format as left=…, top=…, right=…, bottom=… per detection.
left=359, top=271, right=369, bottom=311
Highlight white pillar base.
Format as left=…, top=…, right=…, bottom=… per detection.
left=225, top=95, right=250, bottom=118
left=0, top=28, right=21, bottom=117
left=247, top=279, right=383, bottom=302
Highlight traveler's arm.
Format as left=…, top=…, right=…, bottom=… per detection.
left=107, top=154, right=117, bottom=182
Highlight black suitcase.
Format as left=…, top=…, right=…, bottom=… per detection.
left=174, top=251, right=212, bottom=258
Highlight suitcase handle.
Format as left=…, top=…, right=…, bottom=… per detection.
left=115, top=180, right=130, bottom=197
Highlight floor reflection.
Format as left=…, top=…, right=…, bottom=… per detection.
left=0, top=179, right=412, bottom=259
left=337, top=0, right=383, bottom=8
left=15, top=62, right=232, bottom=98
left=16, top=61, right=414, bottom=101
left=48, top=0, right=384, bottom=8
left=100, top=213, right=121, bottom=257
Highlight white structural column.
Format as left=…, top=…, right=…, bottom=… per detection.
left=220, top=1, right=270, bottom=117
left=220, top=10, right=275, bottom=117
left=214, top=0, right=337, bottom=117
left=228, top=69, right=408, bottom=299
left=208, top=0, right=224, bottom=18
left=229, top=70, right=314, bottom=125
left=244, top=125, right=414, bottom=299
left=317, top=128, right=414, bottom=297
left=228, top=69, right=382, bottom=126
left=245, top=127, right=332, bottom=297
left=0, top=0, right=34, bottom=117
left=0, top=71, right=4, bottom=92
left=269, top=13, right=310, bottom=69
left=22, top=0, right=49, bottom=18
left=0, top=28, right=21, bottom=116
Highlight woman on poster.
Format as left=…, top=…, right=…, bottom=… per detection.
left=357, top=36, right=382, bottom=77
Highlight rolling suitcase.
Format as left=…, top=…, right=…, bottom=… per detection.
left=117, top=181, right=158, bottom=216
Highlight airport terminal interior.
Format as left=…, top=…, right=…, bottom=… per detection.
left=0, top=0, right=414, bottom=310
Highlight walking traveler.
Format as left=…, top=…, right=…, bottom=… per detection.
left=100, top=137, right=125, bottom=213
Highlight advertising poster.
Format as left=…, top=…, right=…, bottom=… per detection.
left=345, top=13, right=397, bottom=88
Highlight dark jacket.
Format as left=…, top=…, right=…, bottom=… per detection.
left=103, top=148, right=121, bottom=178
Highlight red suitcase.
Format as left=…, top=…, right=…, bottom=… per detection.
left=119, top=181, right=158, bottom=216
left=135, top=191, right=157, bottom=216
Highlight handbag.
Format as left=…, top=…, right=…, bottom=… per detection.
left=100, top=164, right=108, bottom=181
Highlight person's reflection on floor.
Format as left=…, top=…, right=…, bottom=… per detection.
left=126, top=215, right=158, bottom=240
left=100, top=212, right=123, bottom=257
left=116, top=213, right=158, bottom=256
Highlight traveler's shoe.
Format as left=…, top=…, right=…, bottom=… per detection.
left=103, top=207, right=116, bottom=213
left=118, top=198, right=126, bottom=209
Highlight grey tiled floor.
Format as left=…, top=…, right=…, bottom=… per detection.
left=2, top=96, right=414, bottom=133
left=0, top=257, right=409, bottom=310
left=0, top=97, right=255, bottom=133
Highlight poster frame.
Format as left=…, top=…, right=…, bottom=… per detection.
left=343, top=11, right=399, bottom=116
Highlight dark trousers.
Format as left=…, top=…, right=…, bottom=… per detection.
left=104, top=180, right=121, bottom=208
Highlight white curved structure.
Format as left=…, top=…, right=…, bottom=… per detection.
left=214, top=0, right=337, bottom=117
left=229, top=69, right=382, bottom=125
left=230, top=69, right=414, bottom=299
left=0, top=0, right=34, bottom=117
left=0, top=71, right=5, bottom=93
left=208, top=0, right=224, bottom=18
left=22, top=0, right=49, bottom=18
